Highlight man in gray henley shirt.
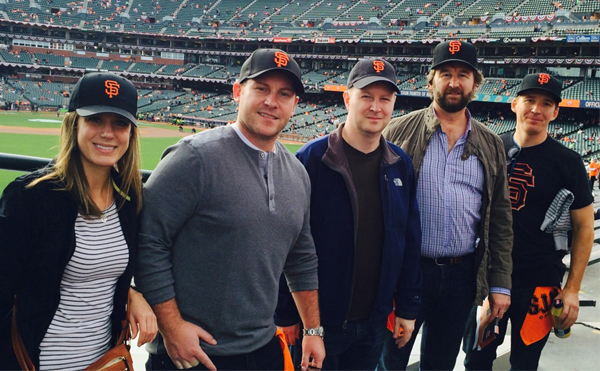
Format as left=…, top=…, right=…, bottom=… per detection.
left=136, top=49, right=325, bottom=371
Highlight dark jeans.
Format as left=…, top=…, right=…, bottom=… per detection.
left=378, top=254, right=476, bottom=371
left=291, top=318, right=388, bottom=370
left=146, top=335, right=284, bottom=370
left=463, top=285, right=551, bottom=371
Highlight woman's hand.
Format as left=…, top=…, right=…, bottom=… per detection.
left=128, top=288, right=158, bottom=346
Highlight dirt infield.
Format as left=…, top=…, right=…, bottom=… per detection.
left=0, top=124, right=303, bottom=144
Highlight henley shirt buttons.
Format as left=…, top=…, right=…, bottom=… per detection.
left=260, top=153, right=265, bottom=158
left=270, top=195, right=274, bottom=200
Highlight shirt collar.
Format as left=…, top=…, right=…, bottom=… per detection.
left=431, top=105, right=473, bottom=138
left=231, top=122, right=275, bottom=154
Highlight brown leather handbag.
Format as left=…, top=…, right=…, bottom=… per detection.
left=11, top=301, right=134, bottom=371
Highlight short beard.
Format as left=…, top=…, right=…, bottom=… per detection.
left=435, top=89, right=474, bottom=113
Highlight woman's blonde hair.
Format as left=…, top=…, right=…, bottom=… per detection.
left=27, top=112, right=142, bottom=217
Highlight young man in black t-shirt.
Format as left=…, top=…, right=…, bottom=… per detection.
left=464, top=73, right=594, bottom=370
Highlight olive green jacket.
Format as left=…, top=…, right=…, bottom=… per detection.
left=383, top=104, right=513, bottom=304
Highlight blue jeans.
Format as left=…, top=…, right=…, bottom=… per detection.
left=379, top=255, right=476, bottom=371
left=291, top=318, right=388, bottom=370
left=463, top=285, right=551, bottom=371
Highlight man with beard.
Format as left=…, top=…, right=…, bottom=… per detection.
left=378, top=40, right=513, bottom=370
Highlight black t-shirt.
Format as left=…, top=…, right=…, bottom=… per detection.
left=508, top=135, right=592, bottom=287
left=343, top=139, right=384, bottom=321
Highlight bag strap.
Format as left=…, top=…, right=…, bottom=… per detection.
left=11, top=305, right=36, bottom=371
left=501, top=131, right=521, bottom=177
left=117, top=293, right=132, bottom=345
left=11, top=292, right=133, bottom=371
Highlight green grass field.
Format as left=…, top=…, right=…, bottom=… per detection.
left=0, top=112, right=302, bottom=192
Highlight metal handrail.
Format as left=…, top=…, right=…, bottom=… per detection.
left=0, top=153, right=152, bottom=182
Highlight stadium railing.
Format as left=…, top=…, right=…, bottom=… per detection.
left=0, top=153, right=153, bottom=182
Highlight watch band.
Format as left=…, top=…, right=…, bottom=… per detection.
left=303, top=326, right=324, bottom=338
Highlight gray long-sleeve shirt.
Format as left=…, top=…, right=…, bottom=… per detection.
left=136, top=125, right=318, bottom=356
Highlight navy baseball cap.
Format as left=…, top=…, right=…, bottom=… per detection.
left=517, top=73, right=562, bottom=104
left=239, top=48, right=304, bottom=95
left=432, top=40, right=478, bottom=71
left=347, top=58, right=400, bottom=93
left=69, top=72, right=138, bottom=125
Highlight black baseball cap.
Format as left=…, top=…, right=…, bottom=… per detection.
left=432, top=40, right=478, bottom=71
left=239, top=48, right=304, bottom=95
left=347, top=58, right=400, bottom=93
left=69, top=72, right=138, bottom=125
left=517, top=73, right=562, bottom=104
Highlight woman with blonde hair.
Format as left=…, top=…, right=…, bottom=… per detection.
left=0, top=72, right=157, bottom=370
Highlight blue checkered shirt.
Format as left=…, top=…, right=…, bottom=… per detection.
left=418, top=109, right=509, bottom=296
left=418, top=111, right=484, bottom=259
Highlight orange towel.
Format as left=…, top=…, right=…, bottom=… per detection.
left=386, top=311, right=404, bottom=337
left=520, top=286, right=560, bottom=346
left=276, top=328, right=295, bottom=371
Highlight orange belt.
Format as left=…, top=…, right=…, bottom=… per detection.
left=520, top=286, right=560, bottom=346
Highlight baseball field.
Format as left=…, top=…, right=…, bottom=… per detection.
left=0, top=112, right=303, bottom=192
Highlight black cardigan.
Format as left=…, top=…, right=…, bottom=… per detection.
left=0, top=168, right=138, bottom=369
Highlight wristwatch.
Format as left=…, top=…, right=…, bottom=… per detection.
left=303, top=326, right=324, bottom=338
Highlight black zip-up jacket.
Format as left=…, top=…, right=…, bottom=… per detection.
left=0, top=168, right=137, bottom=369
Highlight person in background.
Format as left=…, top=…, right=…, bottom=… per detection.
left=588, top=157, right=598, bottom=191
left=0, top=72, right=157, bottom=370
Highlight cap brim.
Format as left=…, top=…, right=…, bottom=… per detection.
left=432, top=59, right=478, bottom=71
left=77, top=106, right=137, bottom=126
left=241, top=68, right=305, bottom=95
left=517, top=88, right=562, bottom=104
left=352, top=76, right=400, bottom=93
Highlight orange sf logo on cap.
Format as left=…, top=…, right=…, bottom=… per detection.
left=373, top=60, right=385, bottom=73
left=274, top=51, right=289, bottom=68
left=538, top=73, right=551, bottom=85
left=105, top=80, right=120, bottom=98
left=448, top=40, right=461, bottom=54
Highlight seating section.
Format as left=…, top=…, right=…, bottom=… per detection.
left=0, top=0, right=595, bottom=31
left=239, top=0, right=291, bottom=24
left=158, top=63, right=195, bottom=75
left=205, top=0, right=255, bottom=22
left=516, top=0, right=562, bottom=16
left=460, top=0, right=524, bottom=19
left=433, top=27, right=487, bottom=39
left=488, top=28, right=539, bottom=38
left=99, top=59, right=133, bottom=71
left=86, top=0, right=129, bottom=29
left=429, top=0, right=479, bottom=24
left=397, top=74, right=428, bottom=91
left=476, top=78, right=521, bottom=96
left=0, top=50, right=33, bottom=64
left=575, top=0, right=600, bottom=13
left=563, top=80, right=600, bottom=100
left=129, top=62, right=162, bottom=74
left=32, top=53, right=66, bottom=67
left=70, top=56, right=100, bottom=69
left=293, top=1, right=349, bottom=24
left=341, top=0, right=390, bottom=22
left=4, top=79, right=69, bottom=107
left=382, top=0, right=440, bottom=24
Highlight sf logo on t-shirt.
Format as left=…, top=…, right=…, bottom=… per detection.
left=509, top=163, right=535, bottom=210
